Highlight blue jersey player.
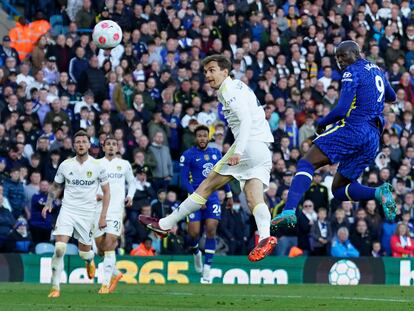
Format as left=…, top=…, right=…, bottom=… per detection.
left=272, top=40, right=397, bottom=232
left=180, top=125, right=233, bottom=283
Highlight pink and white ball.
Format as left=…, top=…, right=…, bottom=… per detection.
left=92, top=20, right=122, bottom=49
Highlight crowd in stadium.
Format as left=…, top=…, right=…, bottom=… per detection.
left=0, top=0, right=413, bottom=258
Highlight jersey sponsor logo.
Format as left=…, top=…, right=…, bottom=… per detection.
left=86, top=171, right=92, bottom=178
left=204, top=154, right=210, bottom=161
left=224, top=96, right=236, bottom=106
left=107, top=172, right=124, bottom=179
left=342, top=72, right=353, bottom=82
left=69, top=179, right=96, bottom=186
left=202, top=163, right=214, bottom=177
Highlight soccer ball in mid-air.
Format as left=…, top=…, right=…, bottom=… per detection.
left=92, top=20, right=122, bottom=49
left=328, top=259, right=361, bottom=285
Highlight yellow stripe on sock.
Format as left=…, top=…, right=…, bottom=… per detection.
left=345, top=184, right=353, bottom=201
left=104, top=250, right=115, bottom=256
left=213, top=144, right=236, bottom=173
left=190, top=192, right=207, bottom=205
left=205, top=249, right=215, bottom=254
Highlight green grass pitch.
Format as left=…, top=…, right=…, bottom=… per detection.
left=0, top=283, right=414, bottom=311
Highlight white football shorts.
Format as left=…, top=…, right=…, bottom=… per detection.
left=213, top=140, right=272, bottom=191
left=93, top=216, right=122, bottom=238
left=52, top=207, right=95, bottom=245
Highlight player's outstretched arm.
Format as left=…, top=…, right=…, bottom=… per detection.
left=42, top=181, right=63, bottom=219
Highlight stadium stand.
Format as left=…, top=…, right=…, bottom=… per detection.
left=0, top=0, right=412, bottom=258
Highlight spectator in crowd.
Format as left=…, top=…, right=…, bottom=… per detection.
left=350, top=219, right=373, bottom=257
left=0, top=192, right=15, bottom=251
left=391, top=223, right=414, bottom=257
left=219, top=197, right=249, bottom=255
left=3, top=167, right=25, bottom=219
left=149, top=131, right=173, bottom=191
left=331, top=227, right=359, bottom=258
left=23, top=170, right=41, bottom=215
left=310, top=207, right=331, bottom=256
left=29, top=180, right=54, bottom=245
left=130, top=237, right=156, bottom=256
left=77, top=55, right=107, bottom=105
left=371, top=241, right=385, bottom=257
left=6, top=217, right=32, bottom=253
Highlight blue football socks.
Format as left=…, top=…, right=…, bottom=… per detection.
left=332, top=182, right=376, bottom=201
left=189, top=237, right=200, bottom=255
left=284, top=159, right=314, bottom=211
left=204, top=238, right=216, bottom=266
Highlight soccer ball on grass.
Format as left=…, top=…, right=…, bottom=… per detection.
left=328, top=259, right=361, bottom=285
left=92, top=20, right=122, bottom=49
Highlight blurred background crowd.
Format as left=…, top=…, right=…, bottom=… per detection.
left=0, top=0, right=413, bottom=258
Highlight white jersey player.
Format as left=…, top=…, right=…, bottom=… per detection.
left=140, top=54, right=277, bottom=262
left=94, top=136, right=135, bottom=294
left=42, top=130, right=110, bottom=298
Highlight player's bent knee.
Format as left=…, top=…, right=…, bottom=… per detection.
left=54, top=241, right=67, bottom=257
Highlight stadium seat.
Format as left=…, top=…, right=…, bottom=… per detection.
left=65, top=243, right=79, bottom=255
left=35, top=242, right=55, bottom=255
left=49, top=14, right=67, bottom=36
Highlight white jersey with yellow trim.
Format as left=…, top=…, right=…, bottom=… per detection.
left=217, top=76, right=274, bottom=155
left=54, top=156, right=108, bottom=217
left=96, top=157, right=136, bottom=219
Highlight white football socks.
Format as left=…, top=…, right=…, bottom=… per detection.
left=253, top=203, right=271, bottom=241
left=51, top=242, right=66, bottom=290
left=159, top=193, right=206, bottom=230
left=79, top=250, right=95, bottom=262
left=103, top=251, right=116, bottom=287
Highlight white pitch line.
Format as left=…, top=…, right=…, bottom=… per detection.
left=161, top=292, right=413, bottom=303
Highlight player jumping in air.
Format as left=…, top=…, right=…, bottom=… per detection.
left=271, top=40, right=397, bottom=232
left=140, top=55, right=277, bottom=262
left=180, top=125, right=233, bottom=283
left=42, top=130, right=110, bottom=298
left=94, top=136, right=136, bottom=294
